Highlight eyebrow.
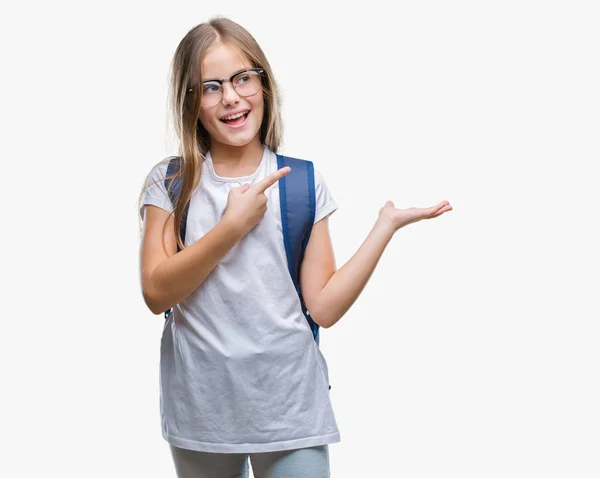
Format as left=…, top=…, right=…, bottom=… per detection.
left=203, top=68, right=249, bottom=83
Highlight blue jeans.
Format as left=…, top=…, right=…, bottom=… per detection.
left=169, top=444, right=330, bottom=478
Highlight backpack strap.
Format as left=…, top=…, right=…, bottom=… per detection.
left=276, top=154, right=320, bottom=345
left=163, top=156, right=190, bottom=319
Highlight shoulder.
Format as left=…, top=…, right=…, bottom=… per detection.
left=271, top=151, right=320, bottom=173
left=144, top=156, right=180, bottom=185
left=272, top=151, right=331, bottom=188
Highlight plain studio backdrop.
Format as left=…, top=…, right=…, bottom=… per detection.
left=1, top=0, right=598, bottom=476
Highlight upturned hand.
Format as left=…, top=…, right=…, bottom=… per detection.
left=377, top=199, right=453, bottom=232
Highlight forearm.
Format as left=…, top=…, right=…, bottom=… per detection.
left=145, top=218, right=245, bottom=314
left=313, top=217, right=395, bottom=328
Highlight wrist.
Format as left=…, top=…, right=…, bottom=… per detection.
left=219, top=215, right=247, bottom=240
left=375, top=214, right=396, bottom=237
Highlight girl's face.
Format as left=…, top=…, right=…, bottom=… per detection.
left=198, top=43, right=264, bottom=149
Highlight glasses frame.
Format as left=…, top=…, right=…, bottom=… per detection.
left=188, top=68, right=265, bottom=108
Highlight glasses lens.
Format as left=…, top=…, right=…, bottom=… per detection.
left=233, top=70, right=262, bottom=97
left=200, top=81, right=222, bottom=107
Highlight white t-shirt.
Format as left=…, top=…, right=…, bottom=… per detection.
left=140, top=146, right=341, bottom=453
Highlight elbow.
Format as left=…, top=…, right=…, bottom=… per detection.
left=148, top=303, right=165, bottom=316
left=139, top=265, right=164, bottom=315
left=141, top=271, right=171, bottom=315
left=311, top=310, right=333, bottom=330
left=143, top=296, right=162, bottom=316
left=315, top=309, right=344, bottom=329
left=142, top=288, right=167, bottom=316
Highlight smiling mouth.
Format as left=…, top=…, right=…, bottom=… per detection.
left=220, top=111, right=250, bottom=126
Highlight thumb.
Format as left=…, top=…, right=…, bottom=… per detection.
left=385, top=200, right=395, bottom=208
left=239, top=183, right=251, bottom=193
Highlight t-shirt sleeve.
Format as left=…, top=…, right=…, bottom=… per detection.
left=313, top=167, right=338, bottom=224
left=139, top=160, right=174, bottom=221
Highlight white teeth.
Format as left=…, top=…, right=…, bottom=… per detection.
left=222, top=111, right=248, bottom=121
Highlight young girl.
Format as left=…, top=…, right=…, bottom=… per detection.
left=139, top=17, right=452, bottom=478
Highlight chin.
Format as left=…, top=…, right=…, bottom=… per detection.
left=214, top=126, right=262, bottom=147
left=215, top=134, right=258, bottom=148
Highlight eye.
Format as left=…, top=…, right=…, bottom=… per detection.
left=202, top=82, right=221, bottom=94
left=234, top=74, right=251, bottom=85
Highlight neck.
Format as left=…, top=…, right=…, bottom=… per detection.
left=209, top=137, right=264, bottom=167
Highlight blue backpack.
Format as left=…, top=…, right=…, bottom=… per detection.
left=163, top=154, right=322, bottom=346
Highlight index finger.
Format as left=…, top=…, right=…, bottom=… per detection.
left=251, top=166, right=291, bottom=194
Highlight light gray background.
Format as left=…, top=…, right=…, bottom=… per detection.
left=2, top=1, right=598, bottom=476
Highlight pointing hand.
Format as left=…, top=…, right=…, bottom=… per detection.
left=222, top=166, right=292, bottom=236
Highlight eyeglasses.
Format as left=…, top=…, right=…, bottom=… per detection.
left=188, top=68, right=265, bottom=108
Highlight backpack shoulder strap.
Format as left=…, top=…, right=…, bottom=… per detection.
left=165, top=156, right=189, bottom=251
left=276, top=154, right=321, bottom=344
left=163, top=156, right=190, bottom=319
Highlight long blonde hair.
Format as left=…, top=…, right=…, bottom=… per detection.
left=139, top=17, right=283, bottom=251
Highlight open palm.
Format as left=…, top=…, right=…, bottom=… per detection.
left=379, top=200, right=453, bottom=232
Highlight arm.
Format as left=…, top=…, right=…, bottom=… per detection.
left=140, top=205, right=245, bottom=315
left=300, top=215, right=394, bottom=329
left=300, top=200, right=453, bottom=328
left=140, top=166, right=292, bottom=315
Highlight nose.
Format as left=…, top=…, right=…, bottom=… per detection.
left=221, top=81, right=240, bottom=106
